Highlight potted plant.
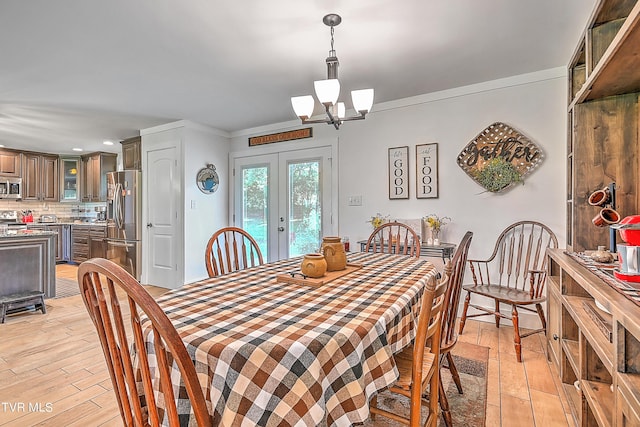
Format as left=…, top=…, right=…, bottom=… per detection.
left=473, top=157, right=523, bottom=193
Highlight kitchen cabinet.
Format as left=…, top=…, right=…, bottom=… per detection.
left=71, top=225, right=90, bottom=263
left=0, top=149, right=21, bottom=177
left=22, top=152, right=59, bottom=201
left=89, top=225, right=106, bottom=259
left=71, top=224, right=106, bottom=263
left=80, top=152, right=117, bottom=202
left=60, top=157, right=80, bottom=202
left=120, top=136, right=141, bottom=170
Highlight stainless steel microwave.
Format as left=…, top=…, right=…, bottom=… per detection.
left=0, top=177, right=22, bottom=199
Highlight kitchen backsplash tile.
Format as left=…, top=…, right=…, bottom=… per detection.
left=0, top=200, right=107, bottom=221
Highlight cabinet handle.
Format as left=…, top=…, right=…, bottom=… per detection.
left=553, top=334, right=559, bottom=341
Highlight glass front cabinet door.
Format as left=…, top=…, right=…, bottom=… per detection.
left=60, top=157, right=80, bottom=202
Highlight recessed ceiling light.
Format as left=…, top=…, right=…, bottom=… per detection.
left=0, top=144, right=4, bottom=148
left=103, top=140, right=114, bottom=145
left=72, top=148, right=83, bottom=152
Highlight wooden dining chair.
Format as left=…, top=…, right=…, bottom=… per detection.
left=78, top=258, right=212, bottom=427
left=370, top=266, right=449, bottom=427
left=365, top=221, right=420, bottom=258
left=458, top=221, right=558, bottom=362
left=437, top=231, right=473, bottom=427
left=205, top=226, right=264, bottom=277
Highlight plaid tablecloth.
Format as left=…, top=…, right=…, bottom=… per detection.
left=143, top=252, right=437, bottom=426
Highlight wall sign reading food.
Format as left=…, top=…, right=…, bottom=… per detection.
left=457, top=122, right=544, bottom=193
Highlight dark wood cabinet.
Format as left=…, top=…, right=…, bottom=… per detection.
left=120, top=136, right=141, bottom=170
left=71, top=225, right=90, bottom=263
left=0, top=149, right=21, bottom=177
left=71, top=224, right=105, bottom=262
left=80, top=152, right=117, bottom=202
left=22, top=152, right=59, bottom=201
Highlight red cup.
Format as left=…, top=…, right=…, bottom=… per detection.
left=592, top=207, right=620, bottom=227
left=588, top=187, right=610, bottom=206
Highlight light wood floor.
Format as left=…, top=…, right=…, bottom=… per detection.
left=0, top=264, right=574, bottom=426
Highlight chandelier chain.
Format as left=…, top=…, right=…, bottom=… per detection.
left=330, top=26, right=335, bottom=56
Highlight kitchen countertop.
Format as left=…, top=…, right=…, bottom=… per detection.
left=0, top=229, right=57, bottom=239
left=26, top=221, right=107, bottom=227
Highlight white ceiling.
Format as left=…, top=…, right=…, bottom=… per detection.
left=0, top=0, right=596, bottom=155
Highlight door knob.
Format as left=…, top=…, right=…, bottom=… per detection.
left=278, top=226, right=285, bottom=232
left=147, top=223, right=153, bottom=228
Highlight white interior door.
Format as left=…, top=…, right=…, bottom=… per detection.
left=145, top=146, right=180, bottom=287
left=233, top=146, right=333, bottom=261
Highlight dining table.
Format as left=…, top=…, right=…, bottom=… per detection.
left=139, top=251, right=438, bottom=426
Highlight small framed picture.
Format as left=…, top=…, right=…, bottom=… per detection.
left=388, top=146, right=409, bottom=199
left=416, top=143, right=438, bottom=198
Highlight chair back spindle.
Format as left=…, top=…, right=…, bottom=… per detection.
left=205, top=227, right=264, bottom=277
left=365, top=222, right=420, bottom=258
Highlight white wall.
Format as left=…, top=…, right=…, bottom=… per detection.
left=230, top=68, right=568, bottom=327
left=183, top=124, right=230, bottom=283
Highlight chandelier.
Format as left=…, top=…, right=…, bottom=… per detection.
left=291, top=14, right=374, bottom=130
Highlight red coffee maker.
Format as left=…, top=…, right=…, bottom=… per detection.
left=612, top=215, right=640, bottom=283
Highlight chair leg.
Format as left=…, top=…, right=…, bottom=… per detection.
left=494, top=299, right=501, bottom=328
left=459, top=291, right=470, bottom=334
left=446, top=352, right=463, bottom=394
left=512, top=305, right=522, bottom=362
left=536, top=303, right=546, bottom=332
left=370, top=395, right=377, bottom=420
left=438, top=373, right=452, bottom=427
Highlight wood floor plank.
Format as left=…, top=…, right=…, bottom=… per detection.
left=530, top=389, right=571, bottom=426
left=524, top=349, right=558, bottom=395
left=501, top=394, right=536, bottom=427
left=499, top=357, right=530, bottom=400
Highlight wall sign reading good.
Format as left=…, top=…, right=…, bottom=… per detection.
left=388, top=146, right=409, bottom=199
left=416, top=143, right=438, bottom=198
left=456, top=122, right=544, bottom=193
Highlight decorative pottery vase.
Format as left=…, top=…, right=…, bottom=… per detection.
left=320, top=236, right=347, bottom=271
left=300, top=253, right=327, bottom=278
left=590, top=245, right=614, bottom=263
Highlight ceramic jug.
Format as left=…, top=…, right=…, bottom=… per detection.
left=320, top=236, right=347, bottom=271
left=300, top=253, right=327, bottom=278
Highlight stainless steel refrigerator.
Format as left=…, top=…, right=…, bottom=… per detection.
left=105, top=170, right=141, bottom=280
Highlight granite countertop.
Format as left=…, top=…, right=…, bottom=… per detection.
left=0, top=229, right=57, bottom=239
left=27, top=221, right=107, bottom=227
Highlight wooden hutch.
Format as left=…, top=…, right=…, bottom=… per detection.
left=547, top=0, right=640, bottom=425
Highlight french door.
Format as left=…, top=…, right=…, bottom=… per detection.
left=233, top=146, right=333, bottom=262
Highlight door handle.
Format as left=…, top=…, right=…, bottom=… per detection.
left=147, top=223, right=153, bottom=228
left=278, top=226, right=285, bottom=232
left=107, top=241, right=136, bottom=248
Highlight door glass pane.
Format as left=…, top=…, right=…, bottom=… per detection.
left=288, top=161, right=321, bottom=257
left=242, top=166, right=268, bottom=258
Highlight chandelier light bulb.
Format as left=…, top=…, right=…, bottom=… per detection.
left=291, top=95, right=315, bottom=119
left=314, top=79, right=340, bottom=105
left=351, top=89, right=374, bottom=114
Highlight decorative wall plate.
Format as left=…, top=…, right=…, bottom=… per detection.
left=457, top=122, right=544, bottom=193
left=196, top=164, right=219, bottom=194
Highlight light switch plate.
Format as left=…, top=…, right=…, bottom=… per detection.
left=348, top=195, right=362, bottom=206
